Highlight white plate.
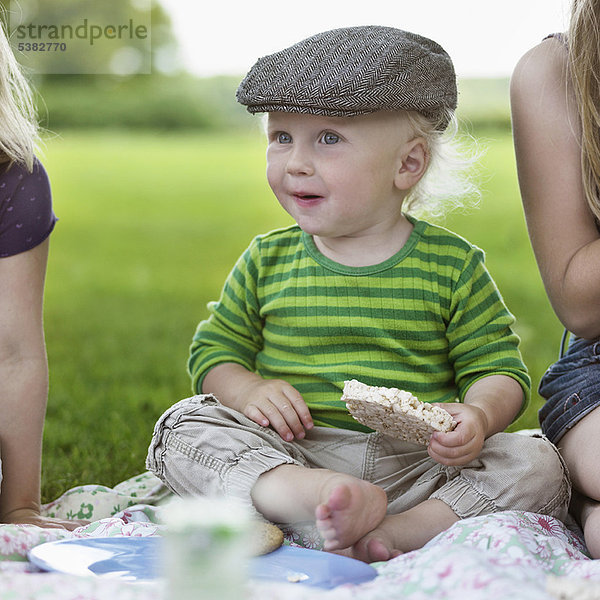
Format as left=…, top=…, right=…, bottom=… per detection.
left=28, top=537, right=161, bottom=582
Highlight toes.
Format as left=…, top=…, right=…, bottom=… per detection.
left=318, top=525, right=337, bottom=541
left=326, top=484, right=353, bottom=511
left=323, top=538, right=341, bottom=551
left=315, top=502, right=331, bottom=521
left=365, top=538, right=392, bottom=562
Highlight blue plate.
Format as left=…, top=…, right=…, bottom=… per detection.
left=250, top=545, right=377, bottom=589
left=28, top=537, right=377, bottom=589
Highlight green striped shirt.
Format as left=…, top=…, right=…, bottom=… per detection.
left=189, top=218, right=530, bottom=431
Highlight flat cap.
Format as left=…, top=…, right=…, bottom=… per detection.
left=236, top=25, right=457, bottom=130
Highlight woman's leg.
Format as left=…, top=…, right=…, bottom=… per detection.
left=558, top=406, right=600, bottom=558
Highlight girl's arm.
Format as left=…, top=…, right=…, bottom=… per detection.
left=511, top=37, right=600, bottom=339
left=0, top=241, right=83, bottom=529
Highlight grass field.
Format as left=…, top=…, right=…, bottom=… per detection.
left=38, top=127, right=564, bottom=502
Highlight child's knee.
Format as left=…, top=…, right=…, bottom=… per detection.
left=146, top=395, right=301, bottom=508
left=487, top=433, right=571, bottom=519
left=435, top=433, right=570, bottom=521
left=145, top=395, right=222, bottom=490
left=529, top=436, right=571, bottom=519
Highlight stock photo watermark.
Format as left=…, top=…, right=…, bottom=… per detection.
left=8, top=0, right=152, bottom=75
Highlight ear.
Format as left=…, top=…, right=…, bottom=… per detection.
left=395, top=138, right=429, bottom=191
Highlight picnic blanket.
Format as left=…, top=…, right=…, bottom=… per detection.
left=1, top=471, right=600, bottom=600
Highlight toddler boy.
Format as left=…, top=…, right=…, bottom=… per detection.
left=148, top=26, right=569, bottom=562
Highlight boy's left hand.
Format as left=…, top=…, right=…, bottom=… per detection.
left=426, top=403, right=489, bottom=466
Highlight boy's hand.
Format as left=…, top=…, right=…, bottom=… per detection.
left=241, top=378, right=314, bottom=442
left=426, top=403, right=489, bottom=466
left=202, top=364, right=314, bottom=442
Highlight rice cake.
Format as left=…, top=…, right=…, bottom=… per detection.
left=251, top=522, right=284, bottom=555
left=343, top=379, right=456, bottom=445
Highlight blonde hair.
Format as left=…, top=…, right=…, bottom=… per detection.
left=568, top=0, right=600, bottom=220
left=402, top=110, right=481, bottom=220
left=0, top=17, right=38, bottom=170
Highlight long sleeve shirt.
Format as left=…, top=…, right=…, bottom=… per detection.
left=189, top=218, right=530, bottom=432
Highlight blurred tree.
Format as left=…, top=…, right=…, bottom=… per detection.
left=0, top=0, right=249, bottom=131
left=36, top=74, right=254, bottom=131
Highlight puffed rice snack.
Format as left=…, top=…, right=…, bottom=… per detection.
left=343, top=379, right=456, bottom=445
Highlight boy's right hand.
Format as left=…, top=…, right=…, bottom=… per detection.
left=202, top=364, right=314, bottom=442
left=240, top=378, right=314, bottom=442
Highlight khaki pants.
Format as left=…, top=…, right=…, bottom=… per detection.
left=147, top=395, right=570, bottom=527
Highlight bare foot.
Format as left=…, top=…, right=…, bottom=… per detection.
left=348, top=499, right=459, bottom=562
left=351, top=523, right=403, bottom=562
left=315, top=478, right=387, bottom=551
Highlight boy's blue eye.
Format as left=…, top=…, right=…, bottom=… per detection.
left=277, top=132, right=292, bottom=144
left=321, top=132, right=340, bottom=145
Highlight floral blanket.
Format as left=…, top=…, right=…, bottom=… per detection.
left=1, top=471, right=600, bottom=600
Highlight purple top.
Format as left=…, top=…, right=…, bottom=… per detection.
left=0, top=159, right=56, bottom=258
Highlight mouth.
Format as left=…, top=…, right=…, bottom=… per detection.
left=292, top=192, right=324, bottom=205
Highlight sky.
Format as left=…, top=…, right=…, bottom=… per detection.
left=160, top=0, right=570, bottom=79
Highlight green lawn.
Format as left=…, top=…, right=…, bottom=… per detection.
left=39, top=127, right=563, bottom=502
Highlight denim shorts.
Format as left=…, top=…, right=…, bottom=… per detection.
left=147, top=395, right=570, bottom=529
left=538, top=335, right=600, bottom=445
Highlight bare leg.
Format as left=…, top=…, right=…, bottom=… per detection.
left=580, top=500, right=600, bottom=559
left=251, top=465, right=387, bottom=550
left=347, top=499, right=459, bottom=563
left=559, top=407, right=600, bottom=559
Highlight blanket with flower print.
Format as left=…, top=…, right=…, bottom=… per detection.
left=0, top=471, right=599, bottom=600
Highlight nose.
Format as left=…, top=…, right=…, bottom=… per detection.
left=286, top=144, right=314, bottom=176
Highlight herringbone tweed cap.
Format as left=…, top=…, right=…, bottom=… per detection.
left=236, top=25, right=457, bottom=130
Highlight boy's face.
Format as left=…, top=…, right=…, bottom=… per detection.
left=266, top=111, right=417, bottom=243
